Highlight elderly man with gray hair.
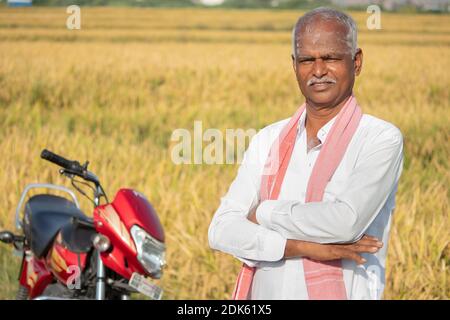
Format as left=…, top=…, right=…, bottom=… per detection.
left=208, top=7, right=403, bottom=300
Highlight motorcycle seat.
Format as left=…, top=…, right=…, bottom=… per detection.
left=23, top=194, right=91, bottom=258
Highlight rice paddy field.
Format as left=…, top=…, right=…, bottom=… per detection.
left=0, top=7, right=448, bottom=300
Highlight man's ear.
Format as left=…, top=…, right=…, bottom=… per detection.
left=291, top=54, right=297, bottom=73
left=354, top=48, right=363, bottom=76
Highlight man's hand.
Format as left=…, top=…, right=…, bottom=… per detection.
left=247, top=205, right=382, bottom=264
left=285, top=234, right=383, bottom=265
left=247, top=206, right=259, bottom=224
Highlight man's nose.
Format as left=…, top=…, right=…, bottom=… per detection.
left=312, top=58, right=327, bottom=78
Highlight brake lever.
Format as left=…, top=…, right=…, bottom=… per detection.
left=60, top=164, right=107, bottom=205
left=59, top=168, right=77, bottom=179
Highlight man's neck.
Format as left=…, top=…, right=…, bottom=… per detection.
left=305, top=95, right=351, bottom=140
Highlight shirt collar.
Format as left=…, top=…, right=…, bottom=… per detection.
left=297, top=109, right=338, bottom=144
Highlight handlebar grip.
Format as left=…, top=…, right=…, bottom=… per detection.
left=41, top=149, right=79, bottom=171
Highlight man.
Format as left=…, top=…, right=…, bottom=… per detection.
left=208, top=7, right=404, bottom=300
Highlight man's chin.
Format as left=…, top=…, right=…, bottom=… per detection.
left=305, top=92, right=338, bottom=108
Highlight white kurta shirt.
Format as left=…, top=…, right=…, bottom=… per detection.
left=208, top=109, right=404, bottom=300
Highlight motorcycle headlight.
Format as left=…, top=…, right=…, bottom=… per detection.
left=130, top=225, right=166, bottom=279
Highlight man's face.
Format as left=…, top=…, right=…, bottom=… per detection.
left=292, top=18, right=362, bottom=108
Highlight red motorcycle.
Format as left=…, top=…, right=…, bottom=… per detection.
left=0, top=149, right=165, bottom=300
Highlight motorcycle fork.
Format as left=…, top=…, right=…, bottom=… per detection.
left=95, top=251, right=106, bottom=300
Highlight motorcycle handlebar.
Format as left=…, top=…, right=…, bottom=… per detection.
left=41, top=149, right=84, bottom=175
left=40, top=149, right=105, bottom=203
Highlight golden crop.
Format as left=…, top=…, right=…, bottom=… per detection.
left=0, top=7, right=448, bottom=299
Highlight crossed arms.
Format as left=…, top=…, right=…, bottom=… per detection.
left=208, top=124, right=403, bottom=265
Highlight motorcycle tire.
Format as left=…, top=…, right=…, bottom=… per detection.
left=16, top=284, right=29, bottom=300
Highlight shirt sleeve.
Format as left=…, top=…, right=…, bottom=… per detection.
left=208, top=130, right=287, bottom=263
left=256, top=126, right=404, bottom=244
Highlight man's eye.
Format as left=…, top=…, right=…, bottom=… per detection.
left=299, top=59, right=313, bottom=64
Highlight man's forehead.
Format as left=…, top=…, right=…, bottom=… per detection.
left=297, top=36, right=350, bottom=53
left=296, top=48, right=348, bottom=57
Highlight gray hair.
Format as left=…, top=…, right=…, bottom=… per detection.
left=291, top=7, right=358, bottom=58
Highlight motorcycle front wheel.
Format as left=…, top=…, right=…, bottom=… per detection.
left=16, top=284, right=29, bottom=300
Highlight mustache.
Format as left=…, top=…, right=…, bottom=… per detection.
left=307, top=77, right=337, bottom=86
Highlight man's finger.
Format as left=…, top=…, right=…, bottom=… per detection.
left=351, top=245, right=380, bottom=254
left=343, top=250, right=366, bottom=265
left=357, top=238, right=383, bottom=248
